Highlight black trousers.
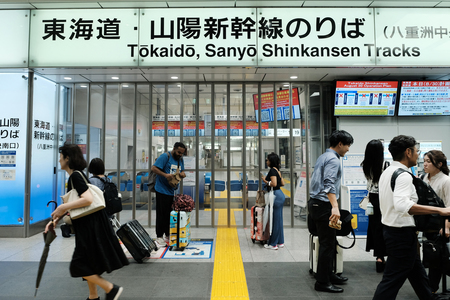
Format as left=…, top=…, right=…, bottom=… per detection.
left=373, top=226, right=433, bottom=300
left=308, top=198, right=336, bottom=284
left=155, top=191, right=174, bottom=238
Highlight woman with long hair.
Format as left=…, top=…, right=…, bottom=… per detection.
left=361, top=139, right=388, bottom=272
left=261, top=152, right=286, bottom=250
left=422, top=150, right=450, bottom=293
left=45, top=143, right=128, bottom=300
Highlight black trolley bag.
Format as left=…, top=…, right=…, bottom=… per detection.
left=113, top=218, right=158, bottom=263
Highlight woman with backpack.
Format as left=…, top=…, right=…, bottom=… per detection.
left=89, top=158, right=122, bottom=218
left=422, top=150, right=450, bottom=293
left=361, top=139, right=389, bottom=272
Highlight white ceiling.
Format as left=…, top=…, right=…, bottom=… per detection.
left=4, top=0, right=450, bottom=83
left=2, top=0, right=450, bottom=9
left=31, top=66, right=450, bottom=84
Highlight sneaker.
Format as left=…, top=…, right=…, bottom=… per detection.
left=164, top=236, right=170, bottom=244
left=264, top=244, right=278, bottom=250
left=155, top=237, right=166, bottom=248
left=106, top=284, right=123, bottom=300
left=277, top=244, right=285, bottom=248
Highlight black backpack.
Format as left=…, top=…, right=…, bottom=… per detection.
left=390, top=169, right=445, bottom=232
left=94, top=176, right=122, bottom=215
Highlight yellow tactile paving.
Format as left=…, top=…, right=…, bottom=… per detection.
left=211, top=209, right=249, bottom=300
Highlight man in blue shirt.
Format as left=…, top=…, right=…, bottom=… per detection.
left=309, top=130, right=353, bottom=293
left=151, top=142, right=186, bottom=247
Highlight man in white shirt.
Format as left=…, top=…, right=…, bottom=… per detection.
left=373, top=135, right=450, bottom=300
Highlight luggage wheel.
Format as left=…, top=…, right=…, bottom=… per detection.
left=251, top=239, right=255, bottom=244
left=260, top=241, right=265, bottom=245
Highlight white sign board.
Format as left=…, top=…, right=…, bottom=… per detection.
left=374, top=8, right=450, bottom=66
left=0, top=10, right=29, bottom=67
left=258, top=8, right=375, bottom=66
left=294, top=171, right=308, bottom=207
left=341, top=154, right=366, bottom=186
left=29, top=9, right=139, bottom=67
left=139, top=8, right=257, bottom=66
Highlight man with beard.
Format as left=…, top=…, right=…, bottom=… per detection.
left=151, top=142, right=186, bottom=248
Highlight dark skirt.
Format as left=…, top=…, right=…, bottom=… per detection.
left=69, top=209, right=129, bottom=277
left=365, top=193, right=387, bottom=258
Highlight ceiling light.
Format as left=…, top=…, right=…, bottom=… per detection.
left=171, top=76, right=178, bottom=79
left=80, top=85, right=87, bottom=88
left=177, top=84, right=181, bottom=87
left=64, top=77, right=72, bottom=80
left=122, top=84, right=129, bottom=88
left=290, top=76, right=298, bottom=79
left=112, top=76, right=119, bottom=80
left=310, top=92, right=320, bottom=97
left=283, top=84, right=289, bottom=87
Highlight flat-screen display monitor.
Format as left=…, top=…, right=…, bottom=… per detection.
left=399, top=81, right=450, bottom=116
left=334, top=81, right=398, bottom=116
left=253, top=87, right=300, bottom=122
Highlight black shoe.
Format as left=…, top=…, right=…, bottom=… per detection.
left=314, top=282, right=343, bottom=293
left=86, top=298, right=100, bottom=300
left=376, top=260, right=385, bottom=273
left=330, top=274, right=348, bottom=285
left=106, top=284, right=123, bottom=300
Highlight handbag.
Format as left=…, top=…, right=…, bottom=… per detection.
left=359, top=195, right=369, bottom=210
left=307, top=208, right=356, bottom=249
left=256, top=190, right=266, bottom=207
left=61, top=170, right=106, bottom=219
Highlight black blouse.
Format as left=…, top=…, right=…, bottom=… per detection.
left=265, top=168, right=282, bottom=190
left=67, top=170, right=89, bottom=196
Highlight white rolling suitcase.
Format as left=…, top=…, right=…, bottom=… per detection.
left=309, top=235, right=344, bottom=275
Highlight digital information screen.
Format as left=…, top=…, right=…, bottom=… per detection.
left=335, top=81, right=398, bottom=116
left=399, top=81, right=450, bottom=116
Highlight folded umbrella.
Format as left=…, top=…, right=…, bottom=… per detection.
left=35, top=200, right=58, bottom=297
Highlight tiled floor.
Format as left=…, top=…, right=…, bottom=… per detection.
left=0, top=226, right=429, bottom=300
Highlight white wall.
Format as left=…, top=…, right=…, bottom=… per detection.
left=338, top=116, right=450, bottom=155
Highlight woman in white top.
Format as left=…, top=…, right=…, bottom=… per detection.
left=361, top=139, right=389, bottom=273
left=422, top=150, right=450, bottom=293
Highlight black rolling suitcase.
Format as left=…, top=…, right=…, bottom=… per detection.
left=114, top=218, right=158, bottom=263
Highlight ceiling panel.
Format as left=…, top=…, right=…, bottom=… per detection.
left=82, top=73, right=148, bottom=82
left=32, top=2, right=101, bottom=8
left=35, top=68, right=145, bottom=75
left=236, top=1, right=305, bottom=7
left=99, top=1, right=168, bottom=8
left=436, top=1, right=450, bottom=7
left=142, top=73, right=204, bottom=81
left=203, top=73, right=265, bottom=81
left=34, top=73, right=89, bottom=83
left=369, top=0, right=439, bottom=6
left=303, top=1, right=373, bottom=7
left=0, top=3, right=34, bottom=8
left=166, top=1, right=235, bottom=7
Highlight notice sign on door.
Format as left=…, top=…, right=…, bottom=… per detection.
left=0, top=150, right=16, bottom=167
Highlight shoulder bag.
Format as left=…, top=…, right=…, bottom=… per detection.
left=61, top=170, right=106, bottom=219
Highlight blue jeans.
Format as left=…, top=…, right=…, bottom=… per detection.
left=268, top=189, right=286, bottom=246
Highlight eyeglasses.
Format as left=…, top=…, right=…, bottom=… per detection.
left=409, top=147, right=421, bottom=155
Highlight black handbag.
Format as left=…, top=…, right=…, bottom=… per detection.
left=307, top=209, right=355, bottom=249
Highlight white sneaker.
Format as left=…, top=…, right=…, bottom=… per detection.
left=277, top=244, right=285, bottom=248
left=264, top=244, right=278, bottom=250
left=155, top=237, right=167, bottom=248
left=164, top=236, right=170, bottom=244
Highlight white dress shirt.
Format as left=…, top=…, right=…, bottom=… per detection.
left=423, top=171, right=450, bottom=208
left=379, top=161, right=417, bottom=228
